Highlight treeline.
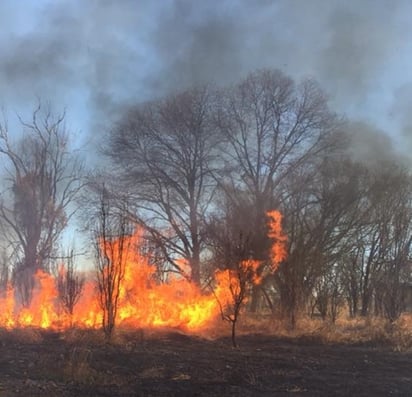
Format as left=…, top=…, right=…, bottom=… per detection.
left=0, top=69, right=411, bottom=329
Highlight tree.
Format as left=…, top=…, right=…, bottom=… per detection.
left=341, top=163, right=412, bottom=320
left=215, top=258, right=261, bottom=348
left=274, top=155, right=366, bottom=327
left=208, top=210, right=286, bottom=347
left=206, top=207, right=260, bottom=347
left=215, top=69, right=341, bottom=311
left=313, top=264, right=345, bottom=323
left=0, top=249, right=9, bottom=292
left=0, top=104, right=84, bottom=306
left=56, top=248, right=85, bottom=326
left=105, top=86, right=221, bottom=285
left=94, top=188, right=133, bottom=341
left=374, top=167, right=412, bottom=322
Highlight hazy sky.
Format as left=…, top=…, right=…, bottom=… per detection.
left=1, top=0, right=412, bottom=156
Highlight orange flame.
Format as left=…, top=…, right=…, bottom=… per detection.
left=0, top=211, right=287, bottom=331
left=267, top=210, right=287, bottom=271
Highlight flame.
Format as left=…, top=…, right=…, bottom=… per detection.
left=0, top=211, right=287, bottom=331
left=267, top=210, right=287, bottom=271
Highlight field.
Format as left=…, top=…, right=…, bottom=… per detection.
left=0, top=318, right=412, bottom=396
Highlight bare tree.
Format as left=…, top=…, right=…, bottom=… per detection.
left=0, top=104, right=84, bottom=306
left=206, top=196, right=266, bottom=347
left=56, top=248, right=85, bottom=326
left=215, top=259, right=261, bottom=348
left=217, top=69, right=340, bottom=222
left=207, top=210, right=286, bottom=347
left=313, top=264, right=345, bottom=323
left=94, top=188, right=133, bottom=341
left=274, top=156, right=367, bottom=327
left=215, top=69, right=341, bottom=310
left=105, top=86, right=221, bottom=285
left=373, top=168, right=412, bottom=322
left=341, top=164, right=412, bottom=320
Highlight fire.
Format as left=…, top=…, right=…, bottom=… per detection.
left=267, top=210, right=287, bottom=271
left=0, top=211, right=287, bottom=331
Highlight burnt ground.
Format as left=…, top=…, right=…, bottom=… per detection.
left=0, top=329, right=411, bottom=396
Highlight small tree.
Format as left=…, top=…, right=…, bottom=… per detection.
left=56, top=249, right=85, bottom=326
left=313, top=265, right=345, bottom=323
left=210, top=210, right=287, bottom=347
left=214, top=258, right=261, bottom=348
left=94, top=189, right=132, bottom=341
left=0, top=249, right=9, bottom=292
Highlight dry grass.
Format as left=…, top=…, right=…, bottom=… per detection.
left=390, top=314, right=412, bottom=351
left=221, top=312, right=412, bottom=352
left=310, top=315, right=412, bottom=350
left=2, top=312, right=412, bottom=352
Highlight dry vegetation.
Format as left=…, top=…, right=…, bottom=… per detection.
left=1, top=315, right=412, bottom=396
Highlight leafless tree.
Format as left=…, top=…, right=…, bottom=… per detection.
left=215, top=69, right=342, bottom=310
left=0, top=104, right=84, bottom=306
left=206, top=195, right=262, bottom=346
left=105, top=86, right=221, bottom=285
left=216, top=260, right=260, bottom=348
left=0, top=249, right=10, bottom=298
left=274, top=156, right=367, bottom=327
left=94, top=188, right=133, bottom=341
left=342, top=164, right=412, bottom=320
left=56, top=248, right=85, bottom=325
left=373, top=168, right=412, bottom=322
left=313, top=264, right=345, bottom=323
left=207, top=208, right=285, bottom=346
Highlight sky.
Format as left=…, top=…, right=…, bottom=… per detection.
left=1, top=0, right=412, bottom=158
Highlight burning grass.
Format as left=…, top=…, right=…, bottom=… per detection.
left=0, top=306, right=412, bottom=352
left=0, top=210, right=288, bottom=347
left=2, top=312, right=412, bottom=352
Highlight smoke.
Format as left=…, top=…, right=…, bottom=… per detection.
left=344, top=121, right=408, bottom=167
left=0, top=0, right=411, bottom=154
left=390, top=83, right=412, bottom=156
left=318, top=2, right=402, bottom=108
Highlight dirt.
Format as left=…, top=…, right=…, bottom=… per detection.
left=0, top=329, right=411, bottom=396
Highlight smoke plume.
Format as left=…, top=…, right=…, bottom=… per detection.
left=0, top=0, right=411, bottom=154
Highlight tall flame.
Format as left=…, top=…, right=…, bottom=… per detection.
left=0, top=211, right=287, bottom=331
left=267, top=210, right=287, bottom=271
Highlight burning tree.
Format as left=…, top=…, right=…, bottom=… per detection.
left=0, top=104, right=84, bottom=307
left=56, top=249, right=85, bottom=326
left=214, top=259, right=261, bottom=348
left=94, top=190, right=133, bottom=341
left=212, top=210, right=287, bottom=347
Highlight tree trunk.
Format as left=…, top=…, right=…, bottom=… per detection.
left=231, top=319, right=237, bottom=348
left=249, top=285, right=261, bottom=313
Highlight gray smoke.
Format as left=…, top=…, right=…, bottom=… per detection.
left=390, top=83, right=412, bottom=156
left=344, top=121, right=409, bottom=167
left=0, top=0, right=410, bottom=156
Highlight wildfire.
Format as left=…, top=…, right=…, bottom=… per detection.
left=0, top=210, right=287, bottom=331
left=267, top=210, right=288, bottom=270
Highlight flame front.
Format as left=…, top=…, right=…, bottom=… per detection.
left=0, top=211, right=287, bottom=331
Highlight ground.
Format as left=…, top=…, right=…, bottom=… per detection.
left=0, top=328, right=411, bottom=396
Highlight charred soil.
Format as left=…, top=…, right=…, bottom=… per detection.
left=0, top=329, right=411, bottom=396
